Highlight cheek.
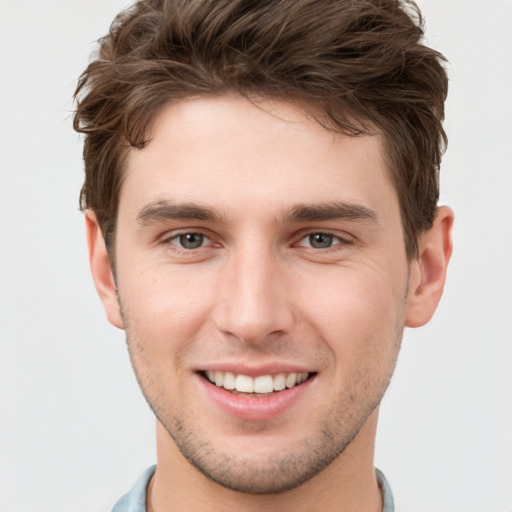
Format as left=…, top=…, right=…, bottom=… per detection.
left=118, top=263, right=216, bottom=358
left=300, top=264, right=406, bottom=365
left=118, top=269, right=213, bottom=409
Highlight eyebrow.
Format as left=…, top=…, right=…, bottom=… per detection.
left=136, top=199, right=379, bottom=227
left=283, top=202, right=380, bottom=225
left=136, top=201, right=224, bottom=225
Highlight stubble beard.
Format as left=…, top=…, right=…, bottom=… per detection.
left=120, top=288, right=407, bottom=495
left=124, top=340, right=403, bottom=495
left=157, top=393, right=386, bottom=494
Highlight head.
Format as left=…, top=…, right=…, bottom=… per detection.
left=76, top=0, right=453, bottom=497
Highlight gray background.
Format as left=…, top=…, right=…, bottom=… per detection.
left=1, top=0, right=511, bottom=510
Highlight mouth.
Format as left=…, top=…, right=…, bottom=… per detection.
left=198, top=368, right=317, bottom=421
left=201, top=370, right=315, bottom=396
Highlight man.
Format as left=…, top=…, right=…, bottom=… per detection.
left=74, top=0, right=453, bottom=510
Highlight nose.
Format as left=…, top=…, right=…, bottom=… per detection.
left=212, top=244, right=294, bottom=345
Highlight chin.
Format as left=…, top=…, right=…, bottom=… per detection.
left=160, top=411, right=366, bottom=495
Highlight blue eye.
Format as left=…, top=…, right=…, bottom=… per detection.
left=172, top=233, right=207, bottom=249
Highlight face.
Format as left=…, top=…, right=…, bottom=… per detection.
left=108, top=95, right=413, bottom=493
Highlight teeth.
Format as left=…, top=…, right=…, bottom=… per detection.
left=273, top=373, right=286, bottom=391
left=297, top=372, right=308, bottom=384
left=254, top=375, right=273, bottom=393
left=285, top=373, right=297, bottom=388
left=205, top=371, right=311, bottom=394
left=235, top=374, right=254, bottom=393
left=223, top=371, right=236, bottom=390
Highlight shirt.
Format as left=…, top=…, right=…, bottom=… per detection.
left=111, top=465, right=395, bottom=511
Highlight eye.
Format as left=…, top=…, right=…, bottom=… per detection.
left=297, top=232, right=346, bottom=249
left=308, top=233, right=334, bottom=249
left=170, top=232, right=209, bottom=249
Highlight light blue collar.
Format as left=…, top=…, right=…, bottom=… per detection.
left=111, top=465, right=394, bottom=511
left=110, top=465, right=156, bottom=512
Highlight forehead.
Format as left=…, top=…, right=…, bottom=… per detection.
left=119, top=94, right=398, bottom=222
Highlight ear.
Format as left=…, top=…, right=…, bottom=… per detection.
left=405, top=206, right=454, bottom=328
left=85, top=210, right=124, bottom=329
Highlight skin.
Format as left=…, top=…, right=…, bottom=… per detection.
left=87, top=94, right=453, bottom=512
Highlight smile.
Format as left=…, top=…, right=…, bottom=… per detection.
left=199, top=369, right=316, bottom=421
left=204, top=371, right=312, bottom=394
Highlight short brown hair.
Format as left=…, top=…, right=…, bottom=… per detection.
left=74, top=0, right=448, bottom=259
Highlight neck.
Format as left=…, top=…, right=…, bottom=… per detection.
left=148, top=410, right=382, bottom=512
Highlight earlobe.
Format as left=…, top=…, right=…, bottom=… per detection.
left=405, top=206, right=454, bottom=328
left=85, top=210, right=124, bottom=329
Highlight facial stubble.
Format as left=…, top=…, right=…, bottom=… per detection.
left=118, top=280, right=408, bottom=495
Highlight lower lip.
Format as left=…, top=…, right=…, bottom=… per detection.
left=198, top=374, right=314, bottom=421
